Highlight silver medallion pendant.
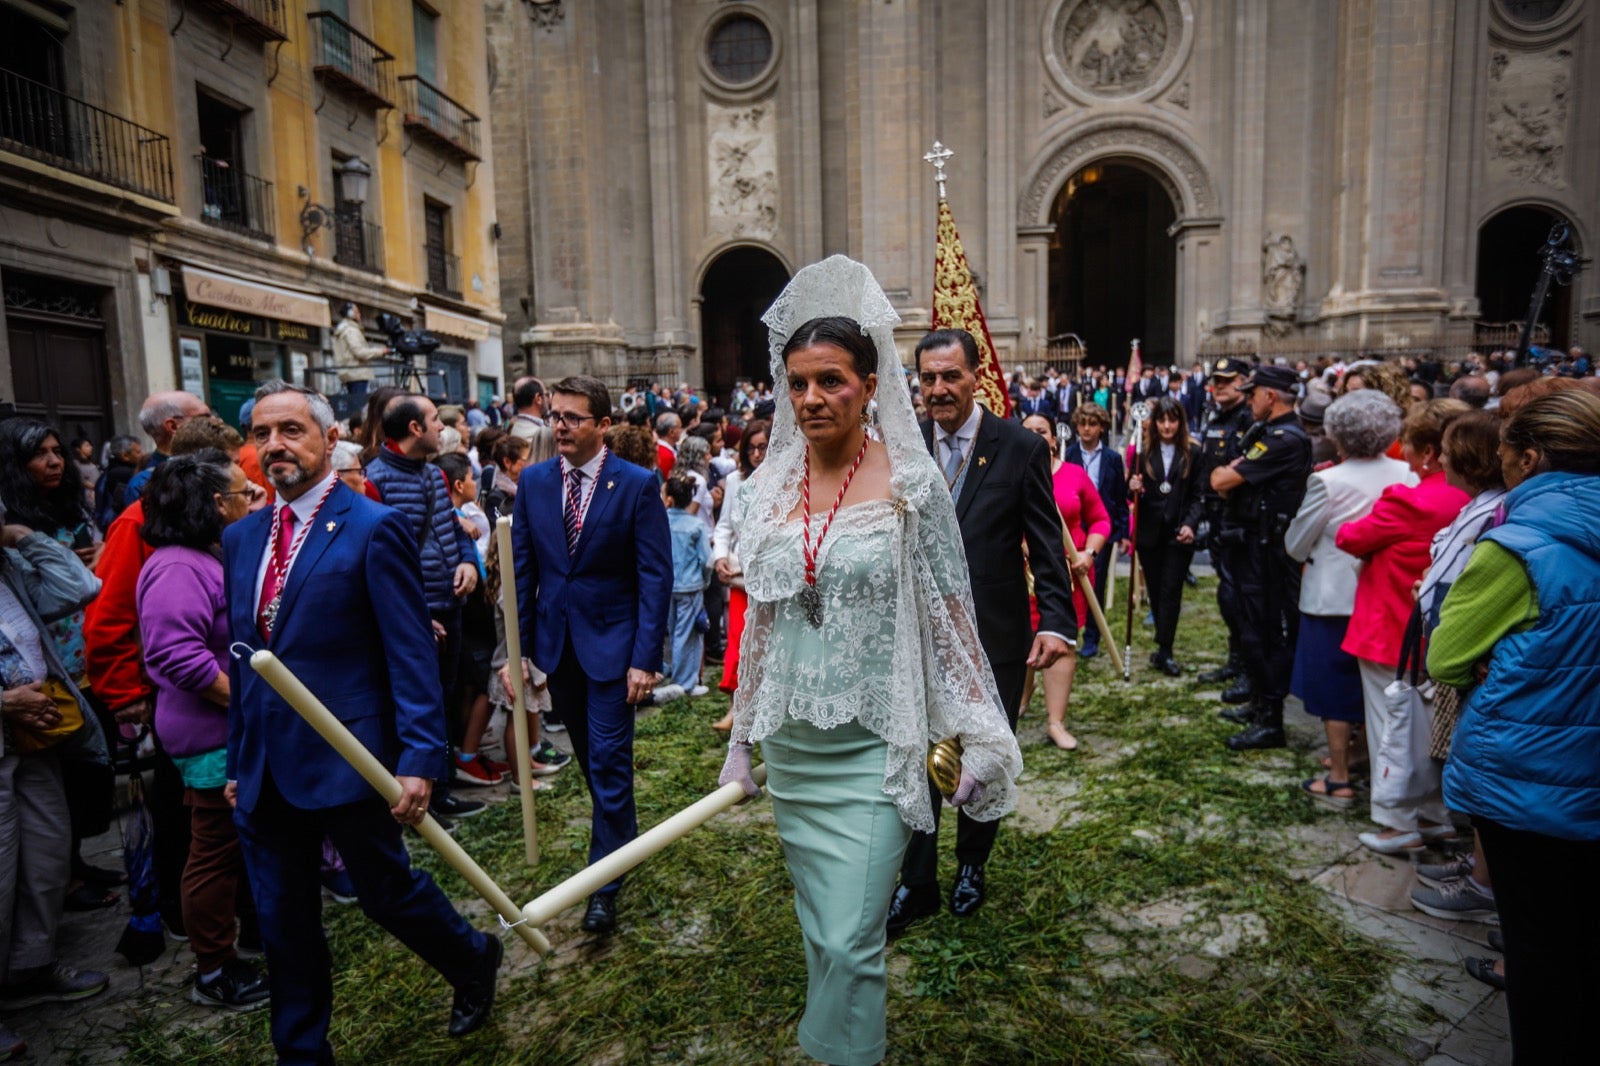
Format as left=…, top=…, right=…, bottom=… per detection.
left=798, top=583, right=824, bottom=628
left=1159, top=482, right=1173, bottom=495
left=261, top=594, right=281, bottom=635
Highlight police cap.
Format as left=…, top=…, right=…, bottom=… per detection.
left=1211, top=356, right=1254, bottom=380
left=1240, top=364, right=1301, bottom=394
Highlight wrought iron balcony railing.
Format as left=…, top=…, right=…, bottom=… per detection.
left=307, top=11, right=395, bottom=110
left=197, top=154, right=275, bottom=241
left=0, top=68, right=174, bottom=202
left=334, top=209, right=384, bottom=274
left=423, top=243, right=461, bottom=299
left=399, top=75, right=481, bottom=162
left=194, top=0, right=288, bottom=41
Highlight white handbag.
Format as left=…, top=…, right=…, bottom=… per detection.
left=1372, top=608, right=1438, bottom=808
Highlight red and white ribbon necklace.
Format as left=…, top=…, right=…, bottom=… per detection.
left=564, top=446, right=608, bottom=540
left=801, top=434, right=870, bottom=592
left=263, top=475, right=339, bottom=607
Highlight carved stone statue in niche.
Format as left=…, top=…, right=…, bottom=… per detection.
left=1061, top=0, right=1168, bottom=93
left=707, top=102, right=779, bottom=239
left=1485, top=47, right=1570, bottom=189
left=1262, top=233, right=1305, bottom=333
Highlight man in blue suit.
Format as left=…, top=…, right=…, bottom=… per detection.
left=508, top=375, right=672, bottom=936
left=223, top=381, right=500, bottom=1064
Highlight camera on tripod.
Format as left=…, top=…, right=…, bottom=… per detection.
left=373, top=312, right=442, bottom=358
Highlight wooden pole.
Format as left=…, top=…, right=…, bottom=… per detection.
left=494, top=516, right=540, bottom=868
left=520, top=766, right=769, bottom=927
left=1059, top=518, right=1124, bottom=677
left=245, top=650, right=551, bottom=955
left=1123, top=403, right=1150, bottom=682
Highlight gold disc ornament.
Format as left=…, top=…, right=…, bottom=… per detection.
left=927, top=737, right=965, bottom=798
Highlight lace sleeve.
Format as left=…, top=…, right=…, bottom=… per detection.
left=905, top=467, right=1022, bottom=822
left=727, top=596, right=775, bottom=746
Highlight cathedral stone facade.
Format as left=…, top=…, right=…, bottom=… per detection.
left=488, top=0, right=1598, bottom=396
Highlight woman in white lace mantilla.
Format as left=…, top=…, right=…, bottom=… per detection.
left=718, top=256, right=1020, bottom=1066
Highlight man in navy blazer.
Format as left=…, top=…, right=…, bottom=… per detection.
left=1065, top=401, right=1130, bottom=657
left=508, top=375, right=672, bottom=936
left=224, top=382, right=500, bottom=1063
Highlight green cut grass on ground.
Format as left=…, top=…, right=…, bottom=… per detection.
left=121, top=575, right=1410, bottom=1065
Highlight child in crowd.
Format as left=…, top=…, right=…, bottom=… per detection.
left=664, top=474, right=712, bottom=699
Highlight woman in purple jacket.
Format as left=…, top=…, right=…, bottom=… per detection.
left=137, top=452, right=268, bottom=1011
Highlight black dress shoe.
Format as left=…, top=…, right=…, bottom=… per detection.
left=581, top=893, right=617, bottom=935
left=1225, top=723, right=1287, bottom=751
left=1153, top=653, right=1183, bottom=677
left=949, top=865, right=985, bottom=917
left=448, top=937, right=502, bottom=1038
left=1218, top=704, right=1253, bottom=724
left=885, top=883, right=939, bottom=935
left=1197, top=662, right=1241, bottom=684
left=1220, top=676, right=1254, bottom=704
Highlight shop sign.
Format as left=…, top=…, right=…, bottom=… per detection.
left=272, top=319, right=321, bottom=345
left=180, top=265, right=331, bottom=329
left=180, top=299, right=266, bottom=338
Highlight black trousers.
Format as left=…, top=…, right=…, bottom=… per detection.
left=1210, top=523, right=1246, bottom=655
left=1474, top=817, right=1600, bottom=1064
left=1136, top=534, right=1196, bottom=655
left=1232, top=544, right=1300, bottom=702
left=899, top=659, right=1025, bottom=886
left=430, top=605, right=462, bottom=788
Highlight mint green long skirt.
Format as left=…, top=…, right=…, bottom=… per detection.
left=762, top=716, right=912, bottom=1066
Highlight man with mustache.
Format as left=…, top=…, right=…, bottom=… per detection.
left=222, top=381, right=501, bottom=1062
left=886, top=329, right=1076, bottom=931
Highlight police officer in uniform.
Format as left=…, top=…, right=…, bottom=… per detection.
left=1195, top=357, right=1256, bottom=703
left=1209, top=364, right=1313, bottom=750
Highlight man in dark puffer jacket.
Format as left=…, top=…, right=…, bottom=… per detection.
left=366, top=394, right=483, bottom=821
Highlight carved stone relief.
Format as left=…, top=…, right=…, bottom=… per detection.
left=1170, top=79, right=1190, bottom=109
left=1050, top=0, right=1186, bottom=101
left=524, top=0, right=564, bottom=32
left=1043, top=87, right=1065, bottom=118
left=707, top=101, right=778, bottom=240
left=1262, top=233, right=1305, bottom=334
left=1485, top=46, right=1571, bottom=188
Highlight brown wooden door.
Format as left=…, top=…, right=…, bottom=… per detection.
left=6, top=311, right=113, bottom=445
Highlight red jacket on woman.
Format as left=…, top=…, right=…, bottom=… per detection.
left=1335, top=469, right=1469, bottom=668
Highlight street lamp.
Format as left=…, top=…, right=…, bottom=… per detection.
left=299, top=157, right=373, bottom=255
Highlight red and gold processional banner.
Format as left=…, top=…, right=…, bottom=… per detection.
left=930, top=197, right=1012, bottom=418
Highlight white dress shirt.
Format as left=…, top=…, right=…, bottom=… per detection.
left=934, top=404, right=983, bottom=478
left=560, top=449, right=608, bottom=528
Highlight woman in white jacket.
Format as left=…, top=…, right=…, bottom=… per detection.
left=1284, top=391, right=1414, bottom=806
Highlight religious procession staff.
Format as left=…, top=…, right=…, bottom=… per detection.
left=1194, top=357, right=1256, bottom=699
left=1208, top=365, right=1314, bottom=751
left=223, top=382, right=501, bottom=1063
left=719, top=258, right=1021, bottom=1066
left=1127, top=397, right=1204, bottom=676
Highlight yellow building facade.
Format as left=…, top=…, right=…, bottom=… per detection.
left=1, top=0, right=504, bottom=439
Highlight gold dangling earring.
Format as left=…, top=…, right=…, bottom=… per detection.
left=860, top=408, right=871, bottom=429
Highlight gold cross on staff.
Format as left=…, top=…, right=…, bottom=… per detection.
left=923, top=140, right=953, bottom=200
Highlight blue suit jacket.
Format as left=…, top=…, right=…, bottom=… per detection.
left=511, top=452, right=672, bottom=682
left=1066, top=440, right=1131, bottom=542
left=223, top=482, right=448, bottom=814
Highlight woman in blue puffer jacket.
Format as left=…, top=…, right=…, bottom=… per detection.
left=1431, top=389, right=1600, bottom=1066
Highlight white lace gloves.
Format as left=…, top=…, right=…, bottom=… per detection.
left=719, top=742, right=761, bottom=798
left=950, top=772, right=986, bottom=809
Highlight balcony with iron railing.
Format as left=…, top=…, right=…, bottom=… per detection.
left=423, top=243, right=461, bottom=300
left=0, top=67, right=174, bottom=203
left=197, top=154, right=275, bottom=241
left=307, top=12, right=395, bottom=110
left=399, top=75, right=481, bottom=162
left=334, top=208, right=384, bottom=274
left=194, top=0, right=288, bottom=42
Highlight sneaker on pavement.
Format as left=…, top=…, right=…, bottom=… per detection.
left=190, top=958, right=270, bottom=1012
left=433, top=794, right=487, bottom=819
left=1414, top=856, right=1474, bottom=890
left=0, top=963, right=110, bottom=1010
left=482, top=754, right=512, bottom=776
left=1410, top=876, right=1499, bottom=923
left=533, top=742, right=570, bottom=768
left=540, top=713, right=567, bottom=735
left=453, top=754, right=504, bottom=787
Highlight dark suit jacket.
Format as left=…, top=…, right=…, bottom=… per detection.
left=922, top=409, right=1077, bottom=664
left=1066, top=440, right=1131, bottom=542
left=1016, top=393, right=1057, bottom=422
left=511, top=451, right=672, bottom=682
left=224, top=482, right=447, bottom=814
left=1131, top=441, right=1204, bottom=546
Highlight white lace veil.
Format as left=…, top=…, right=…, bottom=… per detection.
left=733, top=255, right=1021, bottom=830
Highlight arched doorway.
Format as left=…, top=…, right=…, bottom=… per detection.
left=1048, top=162, right=1177, bottom=369
left=700, top=247, right=789, bottom=404
left=1476, top=206, right=1574, bottom=351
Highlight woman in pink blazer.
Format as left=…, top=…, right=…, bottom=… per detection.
left=1336, top=399, right=1472, bottom=854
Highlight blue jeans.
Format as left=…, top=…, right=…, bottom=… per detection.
left=667, top=590, right=703, bottom=690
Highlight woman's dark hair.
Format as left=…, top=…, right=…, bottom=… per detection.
left=1140, top=396, right=1193, bottom=479
left=490, top=434, right=529, bottom=466
left=603, top=424, right=658, bottom=471
left=781, top=316, right=877, bottom=378
left=664, top=473, right=695, bottom=508
left=0, top=418, right=88, bottom=533
left=140, top=451, right=233, bottom=549
left=359, top=384, right=408, bottom=459
left=1440, top=410, right=1505, bottom=494
left=737, top=419, right=771, bottom=477
left=1503, top=390, right=1600, bottom=476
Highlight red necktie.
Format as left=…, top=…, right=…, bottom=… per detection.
left=256, top=505, right=295, bottom=639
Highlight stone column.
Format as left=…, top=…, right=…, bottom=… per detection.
left=1015, top=224, right=1056, bottom=355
